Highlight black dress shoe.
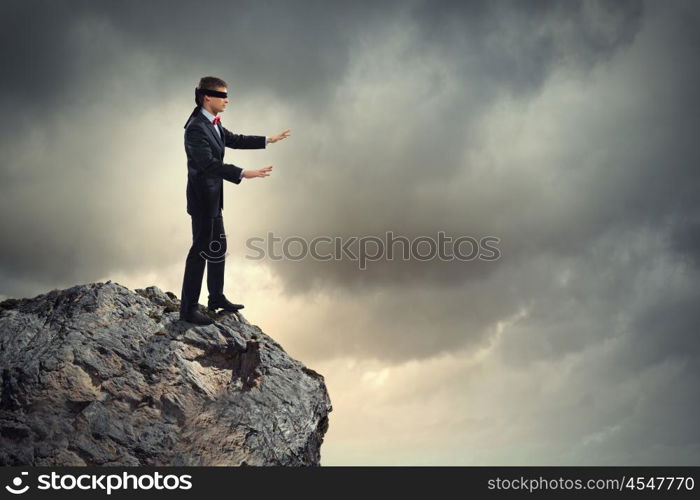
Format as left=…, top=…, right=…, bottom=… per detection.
left=179, top=309, right=214, bottom=325
left=208, top=296, right=244, bottom=312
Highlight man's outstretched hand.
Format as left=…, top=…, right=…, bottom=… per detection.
left=268, top=129, right=291, bottom=144
left=243, top=166, right=273, bottom=179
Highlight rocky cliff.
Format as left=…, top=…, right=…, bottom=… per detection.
left=0, top=281, right=331, bottom=466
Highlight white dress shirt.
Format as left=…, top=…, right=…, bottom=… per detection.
left=200, top=107, right=269, bottom=180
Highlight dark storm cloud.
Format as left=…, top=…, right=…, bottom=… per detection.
left=0, top=0, right=648, bottom=291
left=409, top=0, right=644, bottom=97
left=2, top=0, right=700, bottom=466
left=258, top=0, right=651, bottom=290
left=671, top=217, right=700, bottom=269
left=0, top=0, right=396, bottom=291
left=0, top=0, right=393, bottom=121
left=258, top=0, right=700, bottom=368
left=1, top=0, right=699, bottom=365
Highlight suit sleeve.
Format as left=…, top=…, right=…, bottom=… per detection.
left=185, top=124, right=243, bottom=183
left=222, top=127, right=267, bottom=149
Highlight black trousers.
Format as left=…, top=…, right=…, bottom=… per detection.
left=180, top=212, right=228, bottom=314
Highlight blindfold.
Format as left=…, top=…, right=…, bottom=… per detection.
left=195, top=88, right=228, bottom=99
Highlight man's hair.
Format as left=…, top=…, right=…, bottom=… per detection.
left=195, top=76, right=228, bottom=106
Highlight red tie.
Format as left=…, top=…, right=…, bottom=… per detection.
left=213, top=116, right=221, bottom=125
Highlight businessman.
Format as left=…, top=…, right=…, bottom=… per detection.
left=180, top=76, right=290, bottom=325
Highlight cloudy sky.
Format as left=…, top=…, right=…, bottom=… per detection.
left=1, top=0, right=699, bottom=465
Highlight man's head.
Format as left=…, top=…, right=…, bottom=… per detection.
left=196, top=76, right=229, bottom=115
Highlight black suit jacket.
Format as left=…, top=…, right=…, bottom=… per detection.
left=184, top=110, right=266, bottom=217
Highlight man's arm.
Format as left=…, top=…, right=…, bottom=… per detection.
left=185, top=125, right=243, bottom=183
left=222, top=127, right=267, bottom=149
left=237, top=138, right=269, bottom=180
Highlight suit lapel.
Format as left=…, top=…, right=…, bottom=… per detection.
left=211, top=121, right=224, bottom=150
left=197, top=113, right=224, bottom=153
left=216, top=123, right=225, bottom=148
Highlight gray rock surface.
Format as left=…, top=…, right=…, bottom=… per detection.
left=0, top=281, right=331, bottom=466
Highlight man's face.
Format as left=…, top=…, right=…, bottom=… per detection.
left=206, top=86, right=229, bottom=114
